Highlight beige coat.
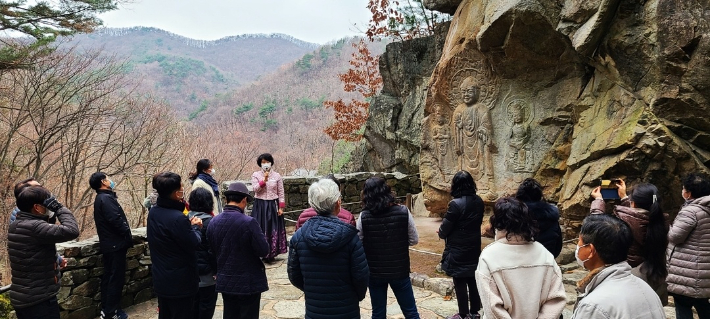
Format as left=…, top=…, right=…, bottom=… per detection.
left=192, top=178, right=222, bottom=214
left=667, top=194, right=710, bottom=298
left=475, top=232, right=566, bottom=319
left=572, top=262, right=665, bottom=319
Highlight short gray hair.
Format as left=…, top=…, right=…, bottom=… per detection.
left=308, top=178, right=341, bottom=215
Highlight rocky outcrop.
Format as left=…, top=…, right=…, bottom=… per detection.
left=421, top=0, right=710, bottom=234
left=423, top=0, right=462, bottom=14
left=348, top=23, right=450, bottom=174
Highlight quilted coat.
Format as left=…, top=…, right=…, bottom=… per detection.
left=207, top=204, right=269, bottom=295
left=288, top=215, right=369, bottom=319
left=8, top=208, right=79, bottom=308
left=667, top=195, right=710, bottom=298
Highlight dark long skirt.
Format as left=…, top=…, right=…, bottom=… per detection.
left=252, top=198, right=287, bottom=259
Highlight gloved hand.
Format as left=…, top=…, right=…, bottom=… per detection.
left=43, top=196, right=64, bottom=213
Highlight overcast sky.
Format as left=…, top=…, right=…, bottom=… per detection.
left=98, top=0, right=372, bottom=44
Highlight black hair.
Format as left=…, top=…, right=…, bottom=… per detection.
left=89, top=172, right=107, bottom=190
left=629, top=183, right=668, bottom=286
left=225, top=193, right=247, bottom=204
left=450, top=170, right=477, bottom=198
left=682, top=172, right=710, bottom=198
left=580, top=214, right=633, bottom=264
left=16, top=186, right=51, bottom=213
left=257, top=153, right=274, bottom=167
left=361, top=177, right=396, bottom=213
left=188, top=159, right=212, bottom=180
left=152, top=172, right=182, bottom=198
left=188, top=188, right=214, bottom=213
left=325, top=173, right=341, bottom=188
left=13, top=178, right=37, bottom=199
left=515, top=178, right=544, bottom=202
left=491, top=197, right=537, bottom=242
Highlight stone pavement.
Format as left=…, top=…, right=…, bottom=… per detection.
left=111, top=255, right=690, bottom=319
left=114, top=254, right=461, bottom=319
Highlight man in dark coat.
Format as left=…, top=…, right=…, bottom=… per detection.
left=147, top=172, right=203, bottom=319
left=288, top=178, right=369, bottom=319
left=207, top=182, right=269, bottom=319
left=515, top=178, right=563, bottom=257
left=8, top=186, right=79, bottom=319
left=90, top=172, right=133, bottom=319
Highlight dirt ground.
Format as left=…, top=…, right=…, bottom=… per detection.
left=410, top=217, right=447, bottom=278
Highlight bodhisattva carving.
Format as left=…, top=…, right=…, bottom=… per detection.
left=506, top=100, right=534, bottom=173
left=431, top=103, right=455, bottom=190
left=452, top=76, right=495, bottom=191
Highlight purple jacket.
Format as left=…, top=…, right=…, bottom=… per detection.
left=207, top=205, right=269, bottom=295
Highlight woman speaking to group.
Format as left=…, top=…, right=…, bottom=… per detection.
left=251, top=153, right=287, bottom=262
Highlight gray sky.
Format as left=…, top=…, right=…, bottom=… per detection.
left=99, top=0, right=372, bottom=44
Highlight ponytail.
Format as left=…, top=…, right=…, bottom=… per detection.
left=631, top=183, right=668, bottom=286
left=189, top=159, right=211, bottom=181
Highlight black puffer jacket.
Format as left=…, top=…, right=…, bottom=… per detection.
left=93, top=189, right=133, bottom=253
left=7, top=208, right=79, bottom=308
left=525, top=201, right=562, bottom=257
left=438, top=195, right=484, bottom=278
left=360, top=204, right=411, bottom=279
left=288, top=215, right=369, bottom=319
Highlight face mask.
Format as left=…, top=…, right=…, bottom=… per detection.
left=109, top=180, right=116, bottom=189
left=210, top=168, right=216, bottom=175
left=262, top=163, right=271, bottom=171
left=682, top=190, right=691, bottom=202
left=37, top=205, right=54, bottom=219
left=575, top=244, right=591, bottom=269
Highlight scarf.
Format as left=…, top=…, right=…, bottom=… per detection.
left=198, top=172, right=219, bottom=196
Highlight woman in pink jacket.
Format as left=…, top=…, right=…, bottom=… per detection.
left=295, top=174, right=355, bottom=230
left=251, top=153, right=287, bottom=262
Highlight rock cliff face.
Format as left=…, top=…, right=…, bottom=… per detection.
left=420, top=0, right=710, bottom=234
left=349, top=23, right=450, bottom=174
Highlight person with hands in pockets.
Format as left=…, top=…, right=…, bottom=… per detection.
left=90, top=172, right=133, bottom=319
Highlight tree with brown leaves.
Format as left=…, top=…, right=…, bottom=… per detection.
left=323, top=39, right=382, bottom=142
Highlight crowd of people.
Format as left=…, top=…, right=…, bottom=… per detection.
left=5, top=151, right=710, bottom=319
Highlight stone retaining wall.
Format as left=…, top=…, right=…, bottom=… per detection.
left=53, top=229, right=152, bottom=319
left=224, top=172, right=422, bottom=221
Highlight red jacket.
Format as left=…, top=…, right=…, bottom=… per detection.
left=295, top=207, right=356, bottom=230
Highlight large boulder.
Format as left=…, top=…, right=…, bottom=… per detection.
left=423, top=0, right=463, bottom=14
left=420, top=0, right=710, bottom=231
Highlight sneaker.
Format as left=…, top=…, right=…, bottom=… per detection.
left=445, top=314, right=465, bottom=319
left=470, top=313, right=481, bottom=319
left=100, top=310, right=128, bottom=319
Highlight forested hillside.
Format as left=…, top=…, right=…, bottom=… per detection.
left=62, top=27, right=320, bottom=115
left=194, top=37, right=386, bottom=173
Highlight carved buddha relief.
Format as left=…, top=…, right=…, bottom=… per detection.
left=505, top=99, right=534, bottom=173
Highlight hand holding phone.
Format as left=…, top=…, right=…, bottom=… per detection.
left=615, top=179, right=627, bottom=199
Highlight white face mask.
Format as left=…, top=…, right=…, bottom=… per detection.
left=575, top=244, right=591, bottom=269
left=262, top=163, right=271, bottom=171
left=210, top=168, right=216, bottom=175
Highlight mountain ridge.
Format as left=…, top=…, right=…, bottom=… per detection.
left=92, top=26, right=320, bottom=49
